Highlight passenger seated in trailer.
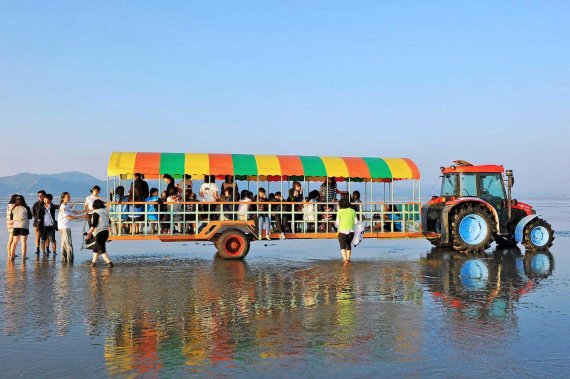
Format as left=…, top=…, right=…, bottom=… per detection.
left=303, top=190, right=319, bottom=232
left=287, top=181, right=303, bottom=232
left=199, top=175, right=219, bottom=221
left=351, top=190, right=362, bottom=216
left=145, top=188, right=160, bottom=234
left=179, top=174, right=193, bottom=192
left=167, top=187, right=183, bottom=233
left=237, top=190, right=251, bottom=221
left=383, top=204, right=402, bottom=232
left=184, top=188, right=198, bottom=234
left=271, top=191, right=287, bottom=240
left=256, top=188, right=271, bottom=240
left=158, top=190, right=170, bottom=234
left=163, top=174, right=176, bottom=196
left=220, top=187, right=235, bottom=221
left=221, top=175, right=239, bottom=202
left=319, top=177, right=346, bottom=232
left=110, top=185, right=128, bottom=235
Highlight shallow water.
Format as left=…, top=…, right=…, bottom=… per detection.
left=0, top=199, right=569, bottom=378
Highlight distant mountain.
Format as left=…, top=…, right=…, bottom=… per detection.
left=0, top=172, right=106, bottom=199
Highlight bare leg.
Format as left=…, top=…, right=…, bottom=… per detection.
left=35, top=228, right=40, bottom=252
left=92, top=252, right=99, bottom=264
left=341, top=249, right=347, bottom=261
left=10, top=236, right=19, bottom=258
left=346, top=249, right=351, bottom=262
left=7, top=233, right=13, bottom=256
left=51, top=240, right=56, bottom=255
left=21, top=236, right=28, bottom=259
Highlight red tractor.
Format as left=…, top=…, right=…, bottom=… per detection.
left=422, top=160, right=555, bottom=253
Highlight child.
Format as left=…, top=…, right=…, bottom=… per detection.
left=40, top=194, right=58, bottom=256
left=256, top=188, right=271, bottom=240
left=145, top=188, right=160, bottom=234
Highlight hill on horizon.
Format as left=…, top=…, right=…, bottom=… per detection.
left=0, top=171, right=106, bottom=199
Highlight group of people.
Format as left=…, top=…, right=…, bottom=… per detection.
left=5, top=187, right=114, bottom=267
left=110, top=174, right=362, bottom=240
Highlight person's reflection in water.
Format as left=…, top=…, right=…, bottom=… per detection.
left=54, top=264, right=72, bottom=336
left=330, top=264, right=357, bottom=350
left=86, top=265, right=112, bottom=336
left=3, top=261, right=20, bottom=335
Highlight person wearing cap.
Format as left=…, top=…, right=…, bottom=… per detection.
left=84, top=186, right=102, bottom=214
left=335, top=197, right=357, bottom=263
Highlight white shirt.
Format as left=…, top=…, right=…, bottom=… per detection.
left=237, top=198, right=251, bottom=221
left=85, top=194, right=101, bottom=213
left=58, top=203, right=74, bottom=229
left=200, top=183, right=219, bottom=202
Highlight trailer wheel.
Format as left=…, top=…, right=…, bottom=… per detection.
left=451, top=204, right=494, bottom=254
left=522, top=218, right=554, bottom=252
left=216, top=229, right=250, bottom=260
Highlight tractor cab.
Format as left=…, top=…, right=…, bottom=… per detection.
left=435, top=161, right=509, bottom=226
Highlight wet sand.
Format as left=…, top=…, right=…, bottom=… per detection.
left=0, top=199, right=569, bottom=378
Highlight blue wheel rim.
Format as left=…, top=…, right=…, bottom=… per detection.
left=459, top=214, right=488, bottom=245
left=530, top=226, right=549, bottom=247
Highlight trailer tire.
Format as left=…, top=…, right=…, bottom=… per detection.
left=216, top=229, right=250, bottom=260
left=451, top=204, right=494, bottom=254
left=522, top=218, right=554, bottom=252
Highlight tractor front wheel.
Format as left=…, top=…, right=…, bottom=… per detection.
left=216, top=229, right=250, bottom=260
left=523, top=218, right=554, bottom=252
left=451, top=204, right=494, bottom=254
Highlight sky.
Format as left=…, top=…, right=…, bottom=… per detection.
left=0, top=1, right=569, bottom=196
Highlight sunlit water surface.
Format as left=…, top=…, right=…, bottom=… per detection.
left=0, top=199, right=569, bottom=378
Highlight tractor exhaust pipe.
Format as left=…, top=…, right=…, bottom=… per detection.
left=506, top=170, right=514, bottom=220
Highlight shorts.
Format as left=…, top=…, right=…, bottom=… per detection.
left=13, top=228, right=30, bottom=236
left=41, top=225, right=56, bottom=241
left=338, top=232, right=354, bottom=250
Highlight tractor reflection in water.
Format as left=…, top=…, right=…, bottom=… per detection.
left=422, top=247, right=554, bottom=323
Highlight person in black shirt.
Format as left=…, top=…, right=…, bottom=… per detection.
left=31, top=190, right=46, bottom=255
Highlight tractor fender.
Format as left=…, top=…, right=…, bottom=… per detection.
left=514, top=214, right=538, bottom=243
left=440, top=198, right=501, bottom=244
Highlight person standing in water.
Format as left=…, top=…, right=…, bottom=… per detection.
left=86, top=199, right=113, bottom=267
left=58, top=192, right=85, bottom=263
left=9, top=195, right=33, bottom=260
left=335, top=197, right=357, bottom=263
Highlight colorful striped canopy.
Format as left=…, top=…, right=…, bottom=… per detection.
left=107, top=152, right=420, bottom=182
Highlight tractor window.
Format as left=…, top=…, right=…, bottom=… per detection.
left=441, top=174, right=457, bottom=196
left=459, top=174, right=477, bottom=197
left=480, top=174, right=506, bottom=200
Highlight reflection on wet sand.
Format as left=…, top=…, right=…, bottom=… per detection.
left=0, top=248, right=555, bottom=377
left=422, top=247, right=554, bottom=349
left=101, top=258, right=425, bottom=376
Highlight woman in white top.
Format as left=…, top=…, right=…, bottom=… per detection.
left=58, top=192, right=86, bottom=263
left=84, top=185, right=102, bottom=213
left=9, top=195, right=33, bottom=260
left=6, top=194, right=17, bottom=257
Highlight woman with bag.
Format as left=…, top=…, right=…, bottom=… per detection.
left=9, top=195, right=33, bottom=260
left=86, top=199, right=114, bottom=267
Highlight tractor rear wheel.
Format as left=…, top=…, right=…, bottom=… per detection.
left=451, top=204, right=494, bottom=254
left=216, top=229, right=250, bottom=260
left=522, top=218, right=554, bottom=252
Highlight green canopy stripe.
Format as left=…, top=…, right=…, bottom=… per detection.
left=362, top=157, right=392, bottom=180
left=299, top=156, right=327, bottom=177
left=232, top=154, right=258, bottom=176
left=160, top=153, right=186, bottom=177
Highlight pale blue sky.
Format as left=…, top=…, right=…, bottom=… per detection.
left=0, top=1, right=568, bottom=195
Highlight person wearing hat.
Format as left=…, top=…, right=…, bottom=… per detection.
left=335, top=197, right=357, bottom=263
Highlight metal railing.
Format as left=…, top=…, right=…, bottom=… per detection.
left=106, top=201, right=421, bottom=237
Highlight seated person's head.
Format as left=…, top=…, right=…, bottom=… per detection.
left=92, top=199, right=105, bottom=209
left=258, top=188, right=266, bottom=198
